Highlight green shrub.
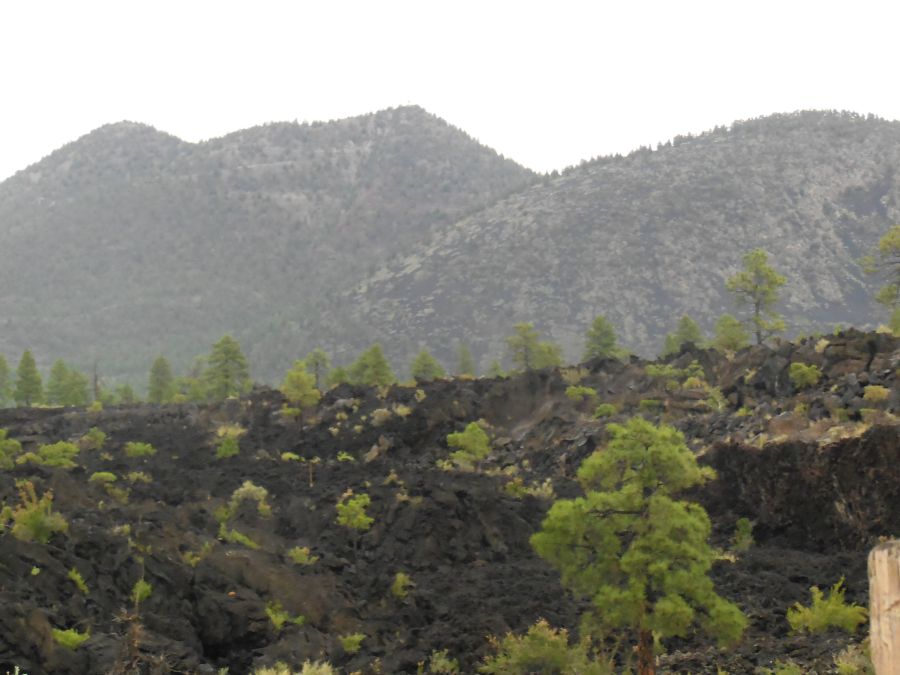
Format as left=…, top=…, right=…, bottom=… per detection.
left=336, top=450, right=355, bottom=462
left=287, top=546, right=318, bottom=566
left=0, top=429, right=23, bottom=469
left=764, top=662, right=803, bottom=675
left=124, top=441, right=157, bottom=458
left=16, top=441, right=80, bottom=468
left=89, top=471, right=117, bottom=484
left=479, top=619, right=611, bottom=674
left=391, top=571, right=412, bottom=599
left=78, top=427, right=106, bottom=451
left=565, top=385, right=597, bottom=402
left=593, top=403, right=618, bottom=418
left=215, top=436, right=240, bottom=459
left=428, top=649, right=461, bottom=674
left=126, top=471, right=152, bottom=483
left=638, top=398, right=663, bottom=413
left=68, top=568, right=89, bottom=595
left=834, top=640, right=874, bottom=674
left=731, top=517, right=754, bottom=553
left=863, top=385, right=890, bottom=403
left=336, top=492, right=373, bottom=532
left=787, top=578, right=867, bottom=634
left=339, top=632, right=365, bottom=654
left=8, top=480, right=68, bottom=543
left=131, top=578, right=152, bottom=605
left=52, top=627, right=90, bottom=649
left=182, top=541, right=214, bottom=567
left=281, top=451, right=300, bottom=461
left=446, top=422, right=491, bottom=468
left=265, top=600, right=305, bottom=631
left=788, top=363, right=822, bottom=389
left=218, top=525, right=260, bottom=549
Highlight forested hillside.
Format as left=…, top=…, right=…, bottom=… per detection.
left=0, top=107, right=535, bottom=385
left=346, top=111, right=900, bottom=371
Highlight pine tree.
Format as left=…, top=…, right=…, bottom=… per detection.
left=506, top=323, right=562, bottom=372
left=348, top=344, right=395, bottom=387
left=662, top=315, right=705, bottom=356
left=862, top=225, right=900, bottom=310
left=726, top=249, right=786, bottom=345
left=281, top=360, right=321, bottom=411
left=14, top=350, right=43, bottom=407
left=530, top=418, right=746, bottom=675
left=304, top=348, right=331, bottom=390
left=410, top=349, right=446, bottom=382
left=0, top=354, right=12, bottom=406
left=205, top=335, right=251, bottom=400
left=713, top=314, right=750, bottom=352
left=115, top=384, right=138, bottom=404
left=147, top=356, right=175, bottom=404
left=583, top=315, right=619, bottom=361
left=46, top=360, right=71, bottom=406
left=456, top=343, right=476, bottom=376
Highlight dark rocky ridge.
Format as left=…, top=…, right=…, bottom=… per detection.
left=0, top=330, right=896, bottom=673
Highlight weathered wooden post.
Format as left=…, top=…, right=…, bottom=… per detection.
left=869, top=540, right=900, bottom=674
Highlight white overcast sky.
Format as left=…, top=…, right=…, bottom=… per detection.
left=2, top=0, right=900, bottom=180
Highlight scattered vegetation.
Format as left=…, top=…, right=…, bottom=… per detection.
left=265, top=600, right=305, bottom=631
left=16, top=441, right=80, bottom=468
left=67, top=568, right=89, bottom=595
left=287, top=546, right=318, bottom=566
left=479, top=619, right=611, bottom=674
left=391, top=571, right=412, bottom=599
left=6, top=480, right=68, bottom=544
left=446, top=422, right=491, bottom=469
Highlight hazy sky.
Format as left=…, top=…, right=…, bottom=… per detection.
left=3, top=0, right=900, bottom=180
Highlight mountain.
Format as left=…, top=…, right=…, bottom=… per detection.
left=345, top=111, right=900, bottom=372
left=0, top=106, right=536, bottom=384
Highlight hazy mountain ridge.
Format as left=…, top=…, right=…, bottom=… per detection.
left=344, top=110, right=900, bottom=370
left=0, top=106, right=537, bottom=383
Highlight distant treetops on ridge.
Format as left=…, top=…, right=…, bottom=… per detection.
left=1, top=227, right=898, bottom=410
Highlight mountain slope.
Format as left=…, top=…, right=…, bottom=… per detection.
left=345, top=111, right=900, bottom=371
left=0, top=107, right=536, bottom=383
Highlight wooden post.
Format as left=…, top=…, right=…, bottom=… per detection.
left=869, top=540, right=900, bottom=674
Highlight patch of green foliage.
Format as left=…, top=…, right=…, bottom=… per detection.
left=426, top=649, right=461, bottom=674
left=637, top=398, right=663, bottom=413
left=446, top=422, right=491, bottom=469
left=124, top=441, right=157, bottom=458
left=68, top=568, right=89, bottom=595
left=786, top=578, right=867, bottom=634
left=479, top=619, right=611, bottom=674
left=287, top=546, right=318, bottom=566
left=88, top=471, right=117, bottom=484
left=17, top=441, right=80, bottom=468
left=863, top=385, right=890, bottom=403
left=731, top=517, right=754, bottom=553
left=52, top=627, right=90, bottom=649
left=565, top=385, right=597, bottom=402
left=392, top=571, right=412, bottom=599
left=78, top=427, right=107, bottom=451
left=593, top=402, right=618, bottom=418
left=788, top=363, right=822, bottom=389
left=339, top=632, right=365, bottom=654
left=131, top=578, right=153, bottom=605
left=215, top=436, right=240, bottom=459
left=336, top=492, right=373, bottom=533
left=8, top=480, right=68, bottom=544
left=0, top=429, right=23, bottom=469
left=266, top=600, right=305, bottom=631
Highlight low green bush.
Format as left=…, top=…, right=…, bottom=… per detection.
left=215, top=436, right=239, bottom=459
left=8, top=480, right=68, bottom=544
left=479, top=619, right=611, bottom=674
left=787, top=578, right=866, bottom=634
left=78, top=427, right=106, bottom=451
left=446, top=422, right=491, bottom=468
left=391, top=571, right=412, bottom=599
left=16, top=441, right=80, bottom=468
left=593, top=403, right=618, bottom=418
left=565, top=385, right=597, bottom=402
left=788, top=362, right=822, bottom=389
left=52, top=627, right=90, bottom=650
left=124, top=441, right=157, bottom=458
left=339, top=632, right=365, bottom=654
left=863, top=385, right=890, bottom=403
left=0, top=429, right=23, bottom=469
left=89, top=471, right=117, bottom=484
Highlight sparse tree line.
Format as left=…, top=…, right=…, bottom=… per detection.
left=2, top=226, right=898, bottom=410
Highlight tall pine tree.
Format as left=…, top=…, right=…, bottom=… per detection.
left=14, top=350, right=43, bottom=407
